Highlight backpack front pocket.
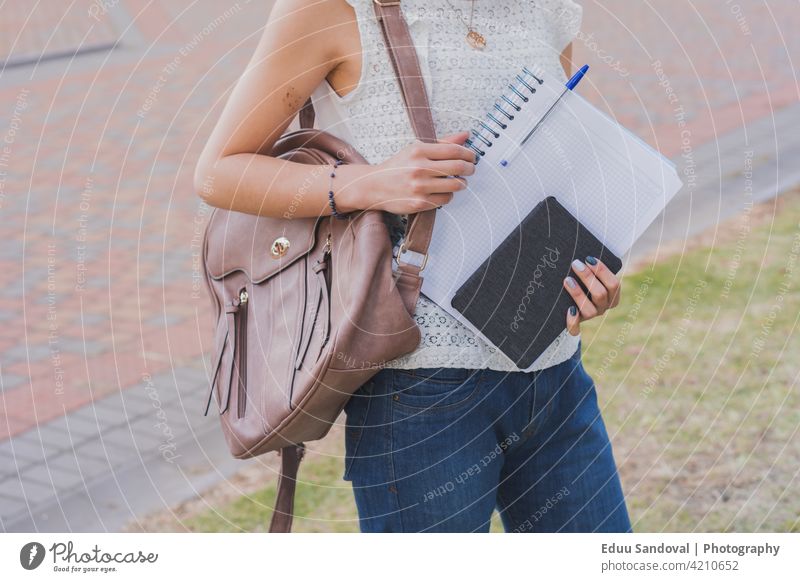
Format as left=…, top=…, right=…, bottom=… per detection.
left=289, top=247, right=332, bottom=409
left=205, top=286, right=249, bottom=417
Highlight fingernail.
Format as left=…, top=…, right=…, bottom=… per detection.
left=569, top=305, right=577, bottom=316
left=565, top=276, right=577, bottom=289
left=586, top=256, right=598, bottom=265
left=571, top=259, right=586, bottom=272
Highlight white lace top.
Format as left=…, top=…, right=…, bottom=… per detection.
left=309, top=0, right=583, bottom=371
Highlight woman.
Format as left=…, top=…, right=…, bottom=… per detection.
left=194, top=0, right=631, bottom=532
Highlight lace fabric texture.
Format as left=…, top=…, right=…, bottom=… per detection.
left=310, top=0, right=583, bottom=371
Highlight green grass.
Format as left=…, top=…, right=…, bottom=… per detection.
left=148, top=191, right=800, bottom=533
left=185, top=454, right=359, bottom=533
left=580, top=192, right=800, bottom=532
left=179, top=450, right=506, bottom=533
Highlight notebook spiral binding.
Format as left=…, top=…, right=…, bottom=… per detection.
left=465, top=67, right=544, bottom=163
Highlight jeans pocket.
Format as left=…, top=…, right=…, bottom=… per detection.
left=392, top=368, right=484, bottom=411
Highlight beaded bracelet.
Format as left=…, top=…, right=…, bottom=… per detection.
left=327, top=159, right=347, bottom=220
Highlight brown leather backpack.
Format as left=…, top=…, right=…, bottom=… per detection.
left=200, top=0, right=439, bottom=532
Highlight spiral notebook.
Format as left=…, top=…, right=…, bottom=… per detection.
left=415, top=65, right=684, bottom=371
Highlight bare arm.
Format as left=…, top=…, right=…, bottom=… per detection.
left=194, top=0, right=474, bottom=219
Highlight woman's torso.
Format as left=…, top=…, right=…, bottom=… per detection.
left=309, top=0, right=583, bottom=371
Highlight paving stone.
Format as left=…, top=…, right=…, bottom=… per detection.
left=0, top=452, right=22, bottom=481
left=93, top=391, right=147, bottom=417
left=0, top=1, right=118, bottom=67
left=0, top=372, right=26, bottom=391
left=175, top=364, right=210, bottom=388
left=0, top=493, right=28, bottom=523
left=3, top=343, right=51, bottom=362
left=99, top=418, right=168, bottom=457
left=22, top=490, right=103, bottom=532
left=83, top=276, right=109, bottom=289
left=40, top=413, right=103, bottom=442
left=57, top=337, right=109, bottom=356
left=144, top=312, right=184, bottom=327
left=70, top=396, right=137, bottom=431
left=18, top=461, right=85, bottom=491
left=47, top=449, right=113, bottom=479
left=0, top=283, right=24, bottom=299
left=61, top=409, right=111, bottom=436
left=0, top=245, right=24, bottom=262
left=120, top=382, right=161, bottom=408
left=75, top=312, right=109, bottom=326
left=144, top=371, right=184, bottom=403
left=66, top=434, right=138, bottom=467
left=0, top=434, right=56, bottom=467
left=0, top=475, right=57, bottom=509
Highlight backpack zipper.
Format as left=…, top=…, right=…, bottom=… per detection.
left=320, top=233, right=332, bottom=352
left=235, top=287, right=248, bottom=419
left=289, top=233, right=332, bottom=409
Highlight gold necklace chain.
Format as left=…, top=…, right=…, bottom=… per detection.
left=444, top=0, right=487, bottom=50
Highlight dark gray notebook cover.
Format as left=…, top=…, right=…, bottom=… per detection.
left=450, top=196, right=622, bottom=369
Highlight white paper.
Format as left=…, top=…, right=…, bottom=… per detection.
left=418, top=70, right=684, bottom=371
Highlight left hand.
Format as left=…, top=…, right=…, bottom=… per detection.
left=563, top=256, right=622, bottom=335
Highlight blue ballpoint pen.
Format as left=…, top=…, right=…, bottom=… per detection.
left=501, top=64, right=589, bottom=166
left=565, top=64, right=589, bottom=90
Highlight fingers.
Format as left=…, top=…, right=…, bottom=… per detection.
left=416, top=176, right=467, bottom=194
left=563, top=275, right=597, bottom=319
left=564, top=257, right=623, bottom=327
left=566, top=305, right=580, bottom=336
left=427, top=159, right=476, bottom=178
left=427, top=192, right=454, bottom=207
left=585, top=255, right=622, bottom=307
left=437, top=131, right=470, bottom=144
left=570, top=259, right=609, bottom=312
left=403, top=192, right=454, bottom=212
left=416, top=141, right=476, bottom=163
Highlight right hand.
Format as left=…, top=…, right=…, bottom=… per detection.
left=355, top=131, right=476, bottom=214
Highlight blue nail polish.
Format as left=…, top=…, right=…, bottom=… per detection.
left=586, top=256, right=598, bottom=265
left=569, top=306, right=577, bottom=316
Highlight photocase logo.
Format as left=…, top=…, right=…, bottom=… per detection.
left=20, top=542, right=46, bottom=570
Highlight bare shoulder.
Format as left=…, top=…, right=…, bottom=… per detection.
left=194, top=0, right=360, bottom=167
left=267, top=0, right=356, bottom=46
left=266, top=0, right=361, bottom=95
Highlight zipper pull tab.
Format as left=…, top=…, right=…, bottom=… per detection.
left=323, top=232, right=332, bottom=256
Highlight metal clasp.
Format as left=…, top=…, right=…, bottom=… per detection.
left=271, top=236, right=290, bottom=258
left=396, top=241, right=428, bottom=271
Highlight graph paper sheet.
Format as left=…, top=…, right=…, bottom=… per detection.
left=419, top=72, right=684, bottom=371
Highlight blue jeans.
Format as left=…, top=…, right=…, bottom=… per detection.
left=342, top=343, right=632, bottom=532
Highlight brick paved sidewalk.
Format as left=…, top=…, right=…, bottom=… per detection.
left=1, top=0, right=119, bottom=68
left=1, top=0, right=798, bottom=531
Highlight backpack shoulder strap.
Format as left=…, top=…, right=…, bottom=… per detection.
left=298, top=98, right=315, bottom=129
left=268, top=444, right=306, bottom=533
left=373, top=1, right=437, bottom=143
left=373, top=0, right=438, bottom=313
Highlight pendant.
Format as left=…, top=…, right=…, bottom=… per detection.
left=466, top=29, right=487, bottom=50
